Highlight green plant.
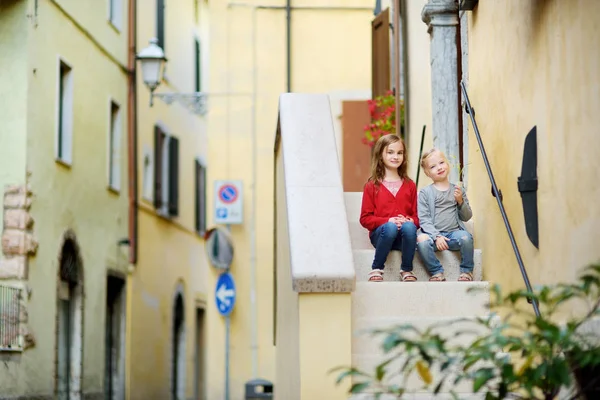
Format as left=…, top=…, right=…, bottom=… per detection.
left=363, top=91, right=405, bottom=147
left=334, top=264, right=600, bottom=399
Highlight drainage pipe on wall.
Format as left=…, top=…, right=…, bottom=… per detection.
left=125, top=0, right=138, bottom=398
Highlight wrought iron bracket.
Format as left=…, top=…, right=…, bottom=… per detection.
left=150, top=92, right=208, bottom=116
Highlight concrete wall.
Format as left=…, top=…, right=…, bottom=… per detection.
left=465, top=1, right=600, bottom=290
left=0, top=0, right=130, bottom=397
left=129, top=0, right=209, bottom=398
left=205, top=1, right=372, bottom=399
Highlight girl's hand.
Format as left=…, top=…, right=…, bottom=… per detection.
left=388, top=217, right=403, bottom=228
left=454, top=186, right=463, bottom=206
left=435, top=236, right=450, bottom=251
left=405, top=216, right=414, bottom=223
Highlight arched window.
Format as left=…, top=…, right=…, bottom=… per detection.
left=56, top=233, right=83, bottom=400
left=172, top=292, right=185, bottom=399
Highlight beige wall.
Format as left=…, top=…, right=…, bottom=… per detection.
left=0, top=0, right=130, bottom=396
left=206, top=1, right=371, bottom=398
left=0, top=0, right=28, bottom=190
left=466, top=1, right=600, bottom=291
left=130, top=0, right=209, bottom=398
left=402, top=0, right=433, bottom=186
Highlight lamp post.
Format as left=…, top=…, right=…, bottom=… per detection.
left=136, top=38, right=207, bottom=116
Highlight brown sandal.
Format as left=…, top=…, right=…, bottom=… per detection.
left=368, top=270, right=384, bottom=282
left=429, top=273, right=446, bottom=282
left=400, top=271, right=417, bottom=282
left=458, top=272, right=474, bottom=281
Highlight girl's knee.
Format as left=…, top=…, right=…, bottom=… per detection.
left=400, top=221, right=417, bottom=234
left=459, top=231, right=473, bottom=243
left=417, top=234, right=430, bottom=243
left=381, top=222, right=399, bottom=238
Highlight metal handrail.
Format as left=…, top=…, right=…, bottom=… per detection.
left=460, top=81, right=540, bottom=317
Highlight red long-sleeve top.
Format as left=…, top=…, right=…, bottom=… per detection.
left=359, top=179, right=420, bottom=233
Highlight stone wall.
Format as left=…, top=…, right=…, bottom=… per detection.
left=0, top=185, right=37, bottom=350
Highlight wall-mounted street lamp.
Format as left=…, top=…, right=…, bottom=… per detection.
left=136, top=38, right=207, bottom=116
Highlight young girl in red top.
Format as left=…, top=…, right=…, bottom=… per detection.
left=360, top=134, right=419, bottom=282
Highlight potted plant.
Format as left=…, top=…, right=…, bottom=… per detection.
left=363, top=91, right=404, bottom=147
left=334, top=264, right=600, bottom=399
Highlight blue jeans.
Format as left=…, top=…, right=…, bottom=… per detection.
left=369, top=221, right=417, bottom=271
left=416, top=230, right=474, bottom=275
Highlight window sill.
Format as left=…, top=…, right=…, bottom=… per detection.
left=55, top=158, right=72, bottom=169
left=107, top=186, right=120, bottom=196
left=108, top=20, right=121, bottom=34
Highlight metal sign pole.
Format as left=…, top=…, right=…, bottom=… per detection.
left=225, top=314, right=230, bottom=400
left=225, top=223, right=231, bottom=400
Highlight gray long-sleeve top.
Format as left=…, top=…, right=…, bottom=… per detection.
left=417, top=183, right=473, bottom=240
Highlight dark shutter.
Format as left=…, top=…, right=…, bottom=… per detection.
left=153, top=125, right=163, bottom=209
left=194, top=160, right=200, bottom=232
left=157, top=0, right=165, bottom=52
left=199, top=163, right=206, bottom=233
left=195, top=39, right=201, bottom=92
left=168, top=137, right=179, bottom=217
left=372, top=8, right=390, bottom=99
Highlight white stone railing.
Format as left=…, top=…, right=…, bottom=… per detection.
left=275, top=93, right=355, bottom=293
left=274, top=93, right=355, bottom=400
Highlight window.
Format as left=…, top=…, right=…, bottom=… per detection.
left=0, top=285, right=23, bottom=351
left=154, top=125, right=179, bottom=217
left=194, top=160, right=207, bottom=234
left=105, top=276, right=126, bottom=399
left=157, top=0, right=165, bottom=52
left=57, top=60, right=73, bottom=165
left=195, top=39, right=201, bottom=92
left=109, top=0, right=122, bottom=30
left=108, top=101, right=121, bottom=191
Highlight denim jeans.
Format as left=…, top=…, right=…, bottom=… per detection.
left=416, top=230, right=474, bottom=276
left=369, top=221, right=417, bottom=271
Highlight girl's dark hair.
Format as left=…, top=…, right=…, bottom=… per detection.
left=368, top=134, right=409, bottom=185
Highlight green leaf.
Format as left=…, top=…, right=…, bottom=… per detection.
left=472, top=368, right=495, bottom=392
left=375, top=358, right=392, bottom=382
left=349, top=381, right=370, bottom=394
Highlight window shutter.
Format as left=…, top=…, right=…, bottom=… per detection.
left=195, top=160, right=207, bottom=234
left=153, top=126, right=163, bottom=209
left=372, top=8, right=390, bottom=99
left=157, top=0, right=165, bottom=52
left=168, top=137, right=179, bottom=217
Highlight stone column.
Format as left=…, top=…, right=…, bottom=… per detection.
left=422, top=0, right=460, bottom=183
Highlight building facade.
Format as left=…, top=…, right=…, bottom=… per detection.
left=127, top=0, right=209, bottom=399
left=0, top=0, right=130, bottom=398
left=205, top=0, right=373, bottom=398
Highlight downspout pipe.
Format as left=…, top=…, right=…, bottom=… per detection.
left=286, top=0, right=291, bottom=92
left=127, top=0, right=138, bottom=265
left=125, top=1, right=137, bottom=398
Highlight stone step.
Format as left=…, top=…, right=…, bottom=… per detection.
left=351, top=282, right=490, bottom=320
left=349, top=393, right=485, bottom=399
left=353, top=248, right=483, bottom=282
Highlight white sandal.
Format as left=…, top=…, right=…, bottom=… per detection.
left=368, top=270, right=384, bottom=282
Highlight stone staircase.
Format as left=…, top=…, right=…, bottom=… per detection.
left=344, top=192, right=490, bottom=399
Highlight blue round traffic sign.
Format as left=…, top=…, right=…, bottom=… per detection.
left=215, top=272, right=236, bottom=317
left=218, top=184, right=238, bottom=204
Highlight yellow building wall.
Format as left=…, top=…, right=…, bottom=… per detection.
left=0, top=0, right=130, bottom=396
left=466, top=1, right=600, bottom=292
left=129, top=0, right=209, bottom=398
left=206, top=1, right=372, bottom=399
left=0, top=0, right=28, bottom=189
left=402, top=0, right=433, bottom=185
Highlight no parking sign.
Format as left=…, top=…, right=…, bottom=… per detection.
left=214, top=180, right=243, bottom=224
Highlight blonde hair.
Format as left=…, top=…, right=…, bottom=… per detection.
left=420, top=148, right=447, bottom=171
left=369, top=135, right=408, bottom=185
